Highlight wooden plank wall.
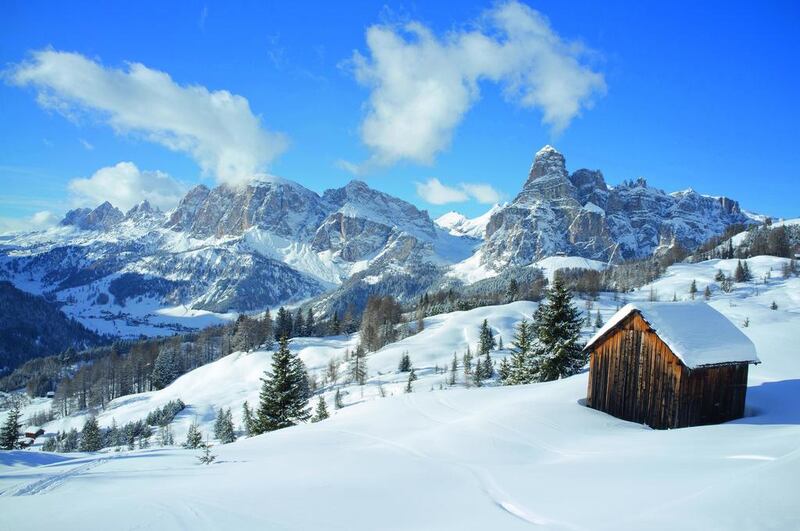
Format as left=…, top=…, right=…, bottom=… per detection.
left=586, top=312, right=749, bottom=429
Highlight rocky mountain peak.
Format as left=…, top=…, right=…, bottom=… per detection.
left=60, top=201, right=124, bottom=231
left=125, top=200, right=161, bottom=221
left=527, top=145, right=568, bottom=182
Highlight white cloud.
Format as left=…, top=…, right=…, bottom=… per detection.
left=8, top=49, right=288, bottom=185
left=416, top=178, right=500, bottom=205
left=351, top=0, right=605, bottom=166
left=79, top=138, right=94, bottom=150
left=0, top=210, right=57, bottom=234
left=461, top=183, right=501, bottom=204
left=68, top=161, right=188, bottom=212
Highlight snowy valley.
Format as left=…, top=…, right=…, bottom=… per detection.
left=2, top=253, right=799, bottom=529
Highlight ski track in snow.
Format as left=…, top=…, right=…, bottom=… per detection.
left=1, top=457, right=107, bottom=497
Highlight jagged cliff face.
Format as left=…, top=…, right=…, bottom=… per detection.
left=0, top=148, right=755, bottom=336
left=482, top=146, right=749, bottom=268
left=0, top=178, right=452, bottom=333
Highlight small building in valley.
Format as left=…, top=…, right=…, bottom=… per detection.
left=584, top=302, right=759, bottom=429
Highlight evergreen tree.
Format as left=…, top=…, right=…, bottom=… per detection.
left=771, top=300, right=778, bottom=310
left=530, top=278, right=587, bottom=382
left=498, top=336, right=504, bottom=350
left=334, top=388, right=344, bottom=409
left=448, top=352, right=458, bottom=385
left=478, top=319, right=496, bottom=356
left=594, top=310, right=604, bottom=329
left=398, top=352, right=412, bottom=372
left=689, top=279, right=698, bottom=300
left=305, top=308, right=315, bottom=336
left=472, top=358, right=486, bottom=387
left=404, top=368, right=417, bottom=393
left=151, top=348, right=181, bottom=390
left=242, top=401, right=255, bottom=436
left=293, top=309, right=305, bottom=338
left=715, top=269, right=726, bottom=282
left=184, top=420, right=203, bottom=449
left=507, top=278, right=519, bottom=301
left=498, top=357, right=511, bottom=382
left=261, top=310, right=275, bottom=350
left=735, top=260, right=751, bottom=282
left=79, top=416, right=103, bottom=452
left=349, top=344, right=367, bottom=385
left=214, top=408, right=236, bottom=444
left=462, top=346, right=473, bottom=380
left=255, top=335, right=310, bottom=433
left=704, top=285, right=712, bottom=300
left=275, top=307, right=293, bottom=339
left=506, top=319, right=535, bottom=385
left=197, top=438, right=216, bottom=465
left=482, top=352, right=494, bottom=380
left=0, top=402, right=22, bottom=450
left=311, top=396, right=330, bottom=422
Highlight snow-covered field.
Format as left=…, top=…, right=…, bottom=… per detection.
left=2, top=256, right=799, bottom=529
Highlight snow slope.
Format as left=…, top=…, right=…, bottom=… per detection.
left=2, top=256, right=799, bottom=529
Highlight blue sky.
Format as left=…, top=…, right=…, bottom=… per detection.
left=1, top=0, right=798, bottom=231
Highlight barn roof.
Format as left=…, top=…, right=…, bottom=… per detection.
left=585, top=302, right=760, bottom=369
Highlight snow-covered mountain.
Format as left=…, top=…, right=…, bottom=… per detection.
left=0, top=178, right=468, bottom=335
left=479, top=145, right=752, bottom=269
left=0, top=147, right=759, bottom=336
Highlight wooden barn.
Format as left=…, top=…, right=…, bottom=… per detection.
left=584, top=302, right=759, bottom=429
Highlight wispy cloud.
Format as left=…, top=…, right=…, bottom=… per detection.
left=349, top=0, right=605, bottom=168
left=416, top=178, right=501, bottom=205
left=8, top=49, right=288, bottom=185
left=68, top=161, right=188, bottom=212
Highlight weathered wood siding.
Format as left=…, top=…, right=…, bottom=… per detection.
left=586, top=312, right=749, bottom=429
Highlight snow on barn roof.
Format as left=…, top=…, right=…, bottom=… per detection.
left=585, top=302, right=760, bottom=369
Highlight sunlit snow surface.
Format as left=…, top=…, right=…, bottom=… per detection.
left=2, top=256, right=800, bottom=529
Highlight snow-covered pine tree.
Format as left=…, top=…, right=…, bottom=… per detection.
left=151, top=348, right=181, bottom=390
left=448, top=352, right=458, bottom=386
left=261, top=310, right=275, bottom=350
left=255, top=335, right=310, bottom=433
left=398, top=352, right=412, bottom=372
left=311, top=396, right=329, bottom=422
left=79, top=416, right=103, bottom=452
left=158, top=424, right=175, bottom=446
left=349, top=344, right=367, bottom=385
left=0, top=402, right=22, bottom=450
left=213, top=408, right=236, bottom=443
left=463, top=346, right=473, bottom=377
left=689, top=279, right=698, bottom=299
left=242, top=401, right=255, bottom=436
left=184, top=420, right=203, bottom=449
left=404, top=367, right=417, bottom=393
left=334, top=388, right=344, bottom=409
left=594, top=310, right=603, bottom=329
left=472, top=358, right=486, bottom=387
left=197, top=438, right=216, bottom=465
left=530, top=277, right=587, bottom=382
left=704, top=285, right=712, bottom=300
left=498, top=357, right=511, bottom=382
left=478, top=319, right=496, bottom=356
left=482, top=352, right=493, bottom=380
left=506, top=319, right=535, bottom=385
left=330, top=312, right=341, bottom=335
left=715, top=269, right=726, bottom=282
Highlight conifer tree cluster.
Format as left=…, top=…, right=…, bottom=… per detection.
left=213, top=408, right=236, bottom=444
left=79, top=416, right=103, bottom=451
left=397, top=352, right=412, bottom=372
left=502, top=278, right=586, bottom=385
left=254, top=336, right=310, bottom=434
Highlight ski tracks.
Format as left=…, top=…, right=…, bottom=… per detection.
left=1, top=457, right=108, bottom=497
